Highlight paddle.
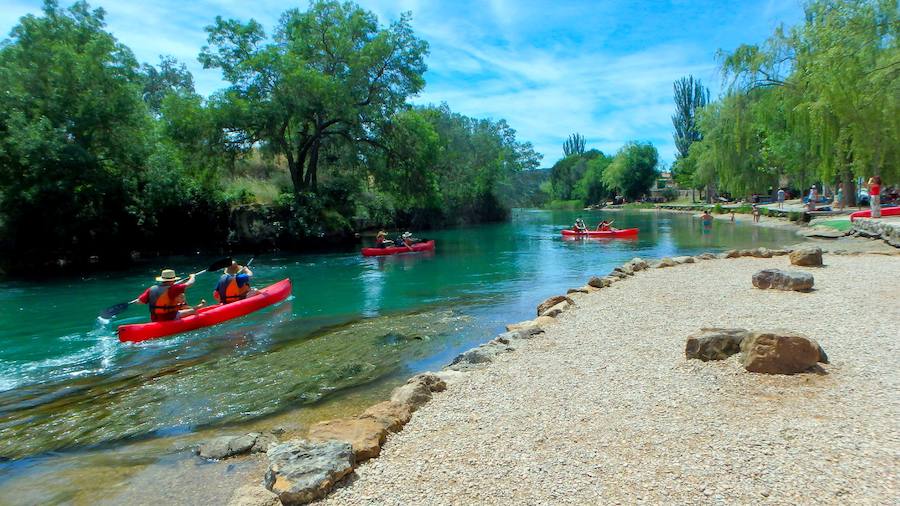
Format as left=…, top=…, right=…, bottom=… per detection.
left=98, top=257, right=232, bottom=319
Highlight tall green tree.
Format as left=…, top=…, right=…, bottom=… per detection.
left=0, top=0, right=153, bottom=264
left=140, top=55, right=195, bottom=115
left=671, top=75, right=709, bottom=193
left=199, top=0, right=429, bottom=194
left=563, top=133, right=586, bottom=157
left=601, top=142, right=659, bottom=200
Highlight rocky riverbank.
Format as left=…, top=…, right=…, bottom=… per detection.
left=304, top=248, right=899, bottom=505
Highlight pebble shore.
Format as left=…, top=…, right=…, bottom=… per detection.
left=321, top=254, right=900, bottom=505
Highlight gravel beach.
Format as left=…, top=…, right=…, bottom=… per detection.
left=322, top=254, right=900, bottom=505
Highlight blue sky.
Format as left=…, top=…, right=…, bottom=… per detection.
left=1, top=0, right=804, bottom=166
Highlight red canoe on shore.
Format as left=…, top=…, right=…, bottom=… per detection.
left=118, top=279, right=292, bottom=343
left=849, top=206, right=900, bottom=221
left=561, top=228, right=639, bottom=238
left=361, top=240, right=435, bottom=257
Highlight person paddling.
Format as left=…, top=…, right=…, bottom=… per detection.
left=136, top=269, right=196, bottom=322
left=400, top=231, right=418, bottom=250
left=596, top=219, right=616, bottom=231
left=574, top=218, right=587, bottom=233
left=214, top=261, right=256, bottom=305
left=375, top=230, right=394, bottom=248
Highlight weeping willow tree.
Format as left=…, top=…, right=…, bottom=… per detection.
left=688, top=0, right=898, bottom=203
left=563, top=133, right=586, bottom=157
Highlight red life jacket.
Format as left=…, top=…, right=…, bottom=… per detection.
left=148, top=285, right=179, bottom=322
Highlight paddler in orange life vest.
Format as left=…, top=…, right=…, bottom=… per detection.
left=137, top=269, right=196, bottom=322
left=214, top=261, right=257, bottom=304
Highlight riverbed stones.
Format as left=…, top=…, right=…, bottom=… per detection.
left=673, top=256, right=695, bottom=264
left=227, top=485, right=280, bottom=506
left=264, top=439, right=354, bottom=505
left=199, top=433, right=262, bottom=460
left=308, top=417, right=388, bottom=462
left=629, top=257, right=649, bottom=270
left=537, top=295, right=574, bottom=317
left=567, top=286, right=590, bottom=294
left=723, top=249, right=741, bottom=258
left=697, top=252, right=717, bottom=260
left=789, top=247, right=823, bottom=266
left=740, top=331, right=827, bottom=374
left=588, top=276, right=612, bottom=288
left=752, top=269, right=814, bottom=291
left=685, top=328, right=750, bottom=361
left=751, top=247, right=773, bottom=258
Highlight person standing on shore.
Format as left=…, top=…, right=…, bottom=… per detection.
left=752, top=204, right=761, bottom=223
left=868, top=176, right=881, bottom=218
left=835, top=183, right=844, bottom=211
left=777, top=188, right=785, bottom=209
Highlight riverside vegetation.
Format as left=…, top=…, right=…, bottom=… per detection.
left=0, top=0, right=541, bottom=274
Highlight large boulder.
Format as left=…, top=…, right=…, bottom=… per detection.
left=740, top=331, right=828, bottom=374
left=448, top=342, right=513, bottom=371
left=537, top=295, right=574, bottom=317
left=722, top=249, right=741, bottom=259
left=656, top=257, right=677, bottom=268
left=629, top=257, right=649, bottom=270
left=587, top=276, right=611, bottom=288
left=751, top=247, right=773, bottom=258
left=199, top=433, right=262, bottom=460
left=685, top=328, right=750, bottom=361
left=360, top=401, right=412, bottom=433
left=696, top=252, right=717, bottom=260
left=613, top=264, right=635, bottom=276
left=390, top=373, right=447, bottom=409
left=540, top=300, right=572, bottom=318
left=789, top=247, right=823, bottom=267
left=264, top=440, right=354, bottom=505
left=672, top=256, right=695, bottom=264
left=308, top=417, right=388, bottom=462
left=752, top=269, right=814, bottom=291
left=227, top=485, right=280, bottom=506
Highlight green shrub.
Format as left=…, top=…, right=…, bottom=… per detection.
left=788, top=211, right=803, bottom=222
left=713, top=204, right=724, bottom=214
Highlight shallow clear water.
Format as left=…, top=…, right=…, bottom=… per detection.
left=0, top=209, right=803, bottom=501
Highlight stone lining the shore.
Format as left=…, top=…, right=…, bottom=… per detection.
left=227, top=242, right=898, bottom=505
left=318, top=250, right=899, bottom=505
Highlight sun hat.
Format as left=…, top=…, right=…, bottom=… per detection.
left=225, top=261, right=243, bottom=275
left=402, top=232, right=412, bottom=238
left=156, top=269, right=181, bottom=283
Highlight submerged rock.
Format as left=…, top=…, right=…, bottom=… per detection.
left=789, top=247, right=823, bottom=266
left=685, top=328, right=750, bottom=361
left=752, top=269, right=814, bottom=291
left=227, top=485, right=280, bottom=506
left=740, top=331, right=827, bottom=374
left=264, top=440, right=354, bottom=505
left=199, top=433, right=261, bottom=460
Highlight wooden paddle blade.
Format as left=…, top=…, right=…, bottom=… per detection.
left=100, top=302, right=129, bottom=319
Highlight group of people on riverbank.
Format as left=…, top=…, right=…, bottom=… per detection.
left=136, top=261, right=255, bottom=322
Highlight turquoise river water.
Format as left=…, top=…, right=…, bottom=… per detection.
left=0, top=209, right=805, bottom=504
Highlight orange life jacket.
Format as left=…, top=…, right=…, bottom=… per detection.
left=216, top=274, right=250, bottom=304
left=148, top=284, right=179, bottom=321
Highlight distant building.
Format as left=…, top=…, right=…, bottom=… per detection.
left=649, top=172, right=691, bottom=200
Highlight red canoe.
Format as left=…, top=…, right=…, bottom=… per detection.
left=361, top=240, right=435, bottom=257
left=561, top=228, right=639, bottom=238
left=849, top=206, right=899, bottom=221
left=118, top=279, right=292, bottom=343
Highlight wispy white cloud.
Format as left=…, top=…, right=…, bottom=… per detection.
left=1, top=0, right=804, bottom=165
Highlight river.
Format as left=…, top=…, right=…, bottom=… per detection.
left=0, top=209, right=804, bottom=504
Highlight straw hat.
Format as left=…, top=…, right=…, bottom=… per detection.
left=402, top=231, right=413, bottom=238
left=156, top=269, right=181, bottom=283
left=225, top=261, right=243, bottom=275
